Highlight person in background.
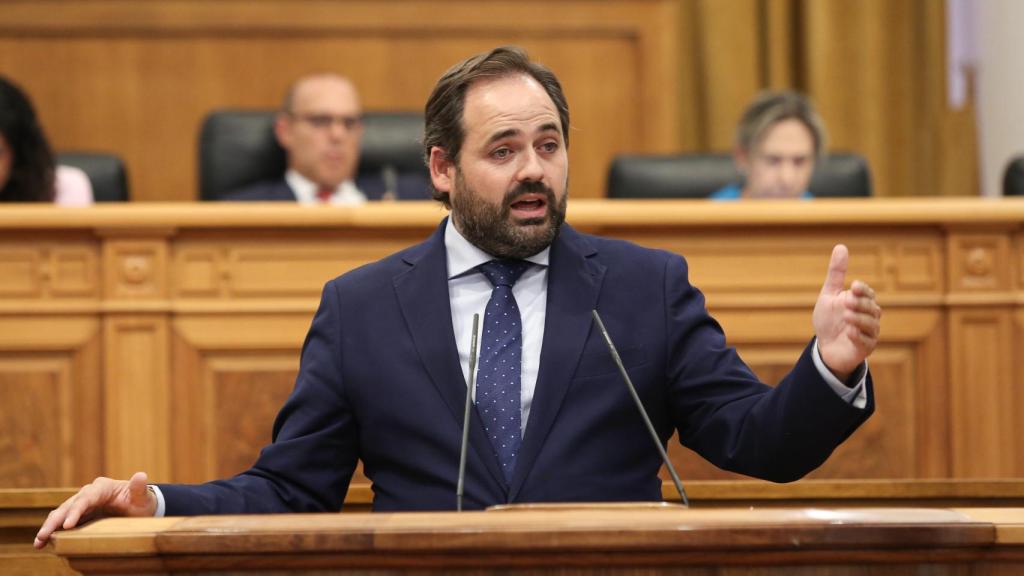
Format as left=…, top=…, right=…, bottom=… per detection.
left=0, top=76, right=93, bottom=205
left=711, top=90, right=825, bottom=200
left=225, top=73, right=367, bottom=205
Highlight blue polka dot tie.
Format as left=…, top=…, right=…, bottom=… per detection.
left=476, top=259, right=531, bottom=483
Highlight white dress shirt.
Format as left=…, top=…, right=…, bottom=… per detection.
left=285, top=169, right=366, bottom=205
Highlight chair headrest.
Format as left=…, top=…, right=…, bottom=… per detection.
left=811, top=154, right=872, bottom=198
left=607, top=154, right=737, bottom=199
left=607, top=152, right=872, bottom=198
left=1003, top=156, right=1024, bottom=196
left=56, top=151, right=130, bottom=202
left=198, top=111, right=284, bottom=201
left=198, top=109, right=428, bottom=201
left=360, top=112, right=425, bottom=172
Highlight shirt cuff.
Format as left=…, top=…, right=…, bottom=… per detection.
left=148, top=484, right=167, bottom=517
left=811, top=338, right=868, bottom=409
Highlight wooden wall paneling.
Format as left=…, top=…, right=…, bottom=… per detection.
left=0, top=317, right=101, bottom=487
left=171, top=315, right=306, bottom=483
left=947, top=232, right=1013, bottom=295
left=951, top=306, right=1018, bottom=479
left=206, top=357, right=297, bottom=479
left=172, top=228, right=430, bottom=301
left=100, top=233, right=173, bottom=480
left=102, top=315, right=171, bottom=481
left=946, top=229, right=1019, bottom=477
left=921, top=0, right=980, bottom=197
left=102, top=238, right=169, bottom=301
left=0, top=237, right=100, bottom=307
left=802, top=0, right=941, bottom=198
left=172, top=313, right=374, bottom=488
left=763, top=0, right=797, bottom=89
left=0, top=0, right=682, bottom=202
left=169, top=322, right=206, bottom=483
left=948, top=308, right=1018, bottom=477
left=694, top=0, right=763, bottom=150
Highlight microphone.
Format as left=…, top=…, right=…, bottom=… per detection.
left=456, top=313, right=480, bottom=512
left=590, top=309, right=689, bottom=507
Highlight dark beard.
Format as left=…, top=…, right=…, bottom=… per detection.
left=451, top=175, right=567, bottom=260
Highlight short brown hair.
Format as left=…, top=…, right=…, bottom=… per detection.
left=736, top=91, right=826, bottom=158
left=423, top=46, right=570, bottom=206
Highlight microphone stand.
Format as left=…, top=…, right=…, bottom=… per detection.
left=591, top=310, right=689, bottom=507
left=456, top=313, right=480, bottom=512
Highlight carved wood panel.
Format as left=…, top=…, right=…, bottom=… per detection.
left=0, top=318, right=101, bottom=487
left=948, top=233, right=1012, bottom=293
left=173, top=233, right=422, bottom=300
left=103, top=240, right=168, bottom=300
left=171, top=315, right=368, bottom=488
left=663, top=308, right=946, bottom=482
left=102, top=315, right=170, bottom=481
left=0, top=241, right=99, bottom=301
left=612, top=230, right=944, bottom=308
left=949, top=308, right=1019, bottom=477
left=207, top=359, right=298, bottom=478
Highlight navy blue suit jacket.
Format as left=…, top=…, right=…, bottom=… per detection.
left=160, top=220, right=873, bottom=513
left=222, top=173, right=431, bottom=202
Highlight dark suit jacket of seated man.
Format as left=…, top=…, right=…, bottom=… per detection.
left=225, top=171, right=431, bottom=203
left=34, top=47, right=880, bottom=546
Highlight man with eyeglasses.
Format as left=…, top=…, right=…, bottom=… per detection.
left=227, top=73, right=367, bottom=204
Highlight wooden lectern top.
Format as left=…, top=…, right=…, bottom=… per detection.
left=51, top=507, right=1020, bottom=575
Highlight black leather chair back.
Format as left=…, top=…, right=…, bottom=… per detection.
left=607, top=154, right=736, bottom=199
left=198, top=111, right=283, bottom=201
left=56, top=152, right=130, bottom=202
left=811, top=154, right=872, bottom=198
left=198, top=110, right=429, bottom=201
left=607, top=152, right=872, bottom=199
left=1003, top=156, right=1024, bottom=196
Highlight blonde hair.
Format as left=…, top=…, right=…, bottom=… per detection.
left=735, top=91, right=826, bottom=158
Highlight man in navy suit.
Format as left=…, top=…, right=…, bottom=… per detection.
left=36, top=47, right=879, bottom=545
left=226, top=73, right=370, bottom=205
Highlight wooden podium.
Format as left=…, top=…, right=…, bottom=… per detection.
left=50, top=507, right=1024, bottom=575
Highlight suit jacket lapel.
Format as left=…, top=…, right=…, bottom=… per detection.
left=510, top=225, right=605, bottom=499
left=393, top=220, right=508, bottom=491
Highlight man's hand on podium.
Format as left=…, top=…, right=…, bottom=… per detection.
left=34, top=471, right=156, bottom=549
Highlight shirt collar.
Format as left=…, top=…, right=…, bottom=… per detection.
left=444, top=217, right=550, bottom=280
left=285, top=169, right=365, bottom=205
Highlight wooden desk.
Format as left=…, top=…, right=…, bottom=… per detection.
left=50, top=507, right=1024, bottom=575
left=2, top=198, right=1024, bottom=492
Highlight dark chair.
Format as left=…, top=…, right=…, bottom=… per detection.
left=198, top=110, right=430, bottom=201
left=607, top=152, right=872, bottom=199
left=1003, top=156, right=1024, bottom=196
left=56, top=152, right=130, bottom=202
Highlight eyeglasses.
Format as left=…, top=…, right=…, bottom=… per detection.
left=288, top=113, right=363, bottom=131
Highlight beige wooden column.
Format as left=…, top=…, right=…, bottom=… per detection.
left=100, top=230, right=173, bottom=481
left=946, top=227, right=1024, bottom=477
